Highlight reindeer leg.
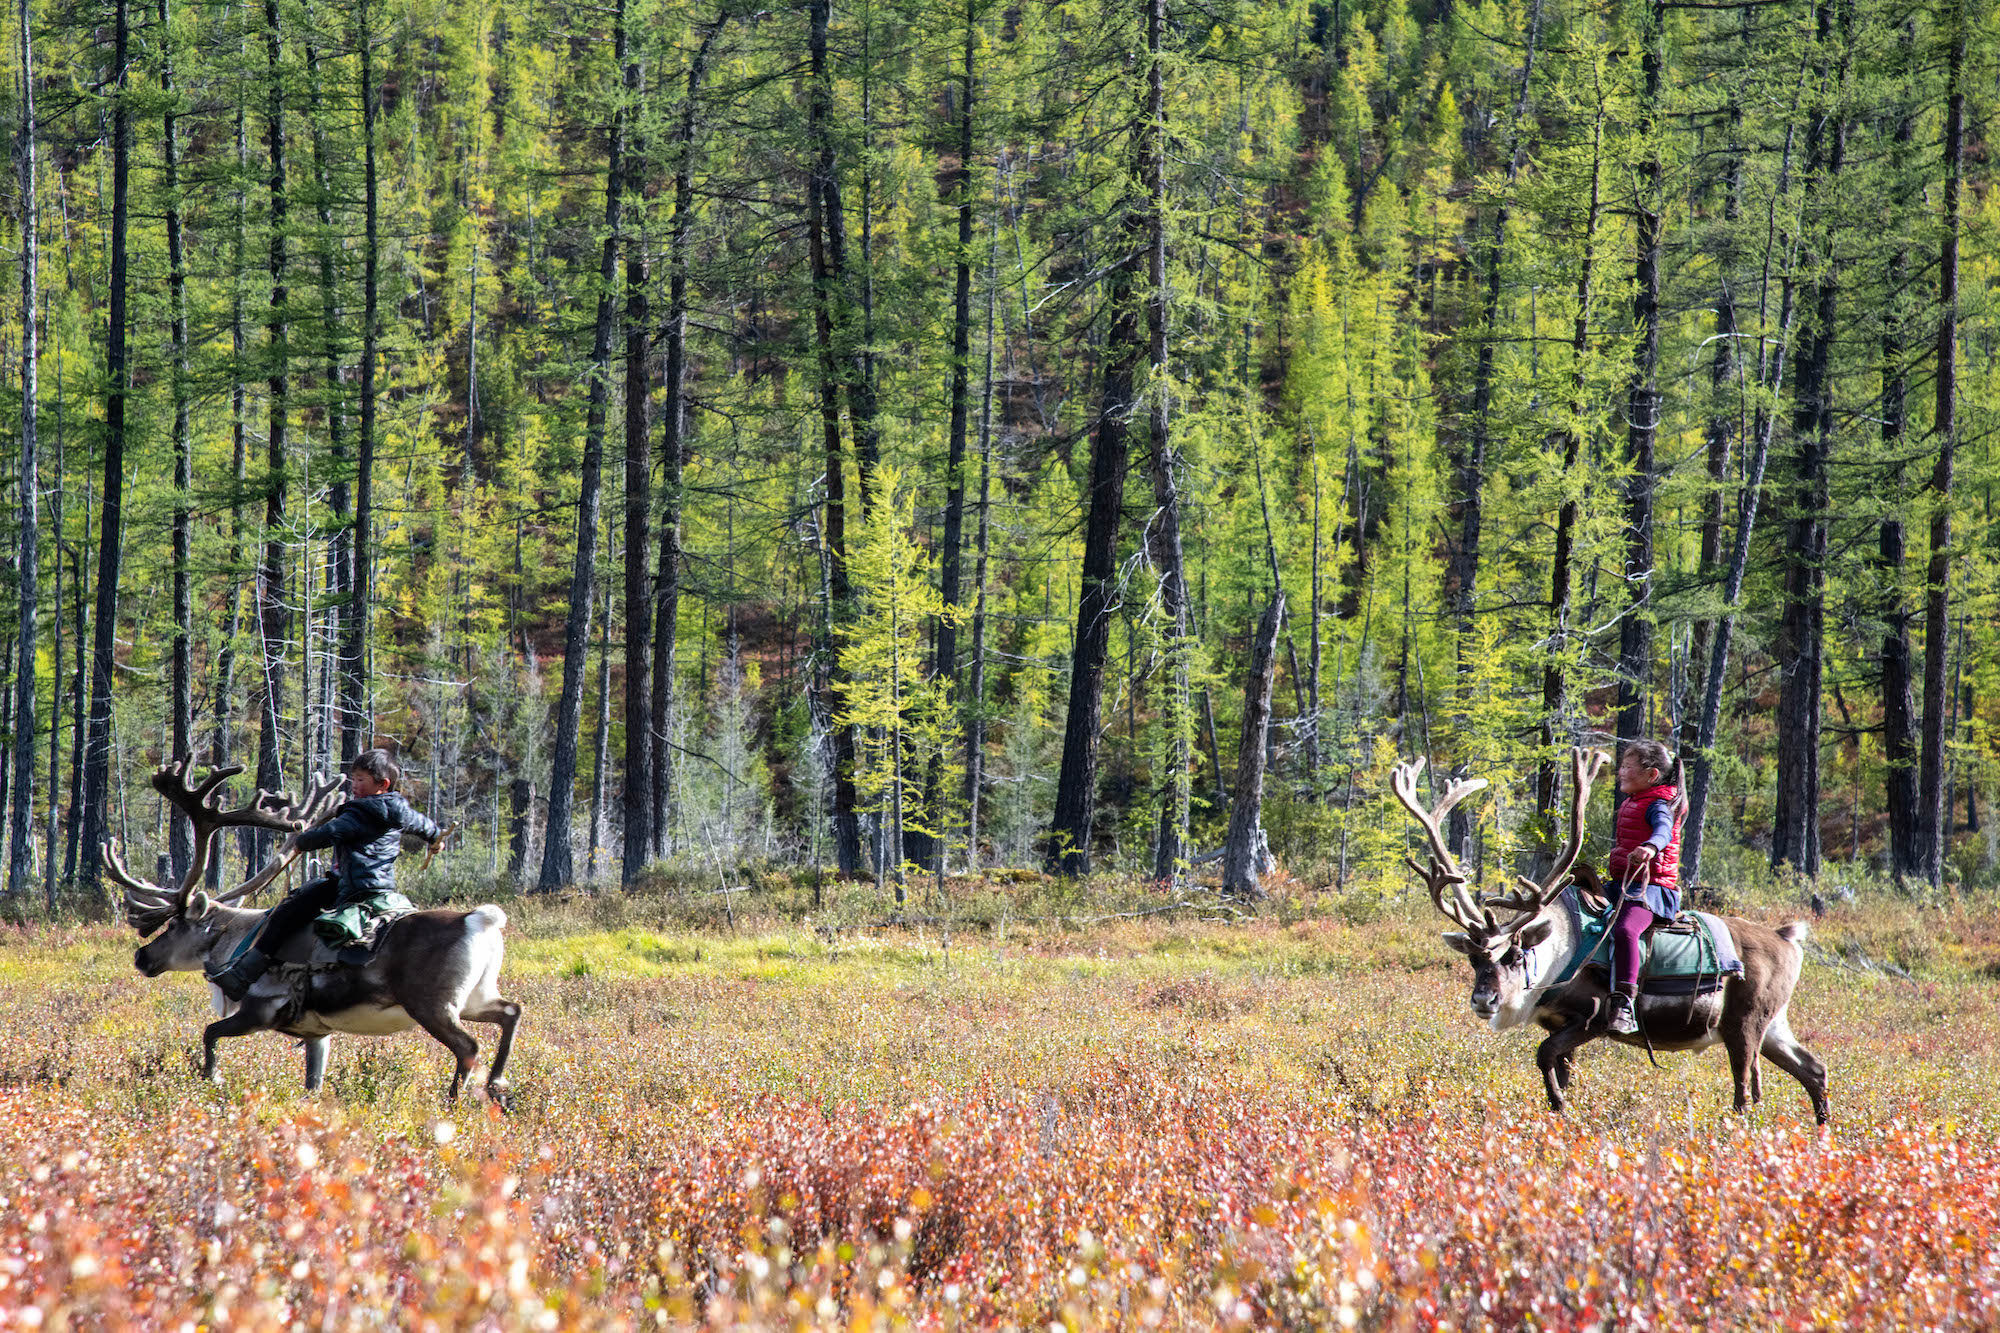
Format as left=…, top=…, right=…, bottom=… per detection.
left=407, top=1006, right=482, bottom=1102
left=1536, top=1020, right=1595, bottom=1114
left=1723, top=1021, right=1760, bottom=1118
left=201, top=999, right=281, bottom=1083
left=302, top=1036, right=330, bottom=1094
left=1759, top=1013, right=1830, bottom=1126
left=460, top=997, right=522, bottom=1107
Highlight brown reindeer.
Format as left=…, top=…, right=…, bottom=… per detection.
left=113, top=758, right=524, bottom=1103
left=1390, top=749, right=1828, bottom=1124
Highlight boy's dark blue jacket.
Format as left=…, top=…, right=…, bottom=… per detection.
left=295, top=793, right=441, bottom=904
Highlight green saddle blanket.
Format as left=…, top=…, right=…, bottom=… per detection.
left=313, top=890, right=415, bottom=947
left=1553, top=897, right=1743, bottom=991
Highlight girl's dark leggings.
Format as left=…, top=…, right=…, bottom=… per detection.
left=1610, top=900, right=1657, bottom=989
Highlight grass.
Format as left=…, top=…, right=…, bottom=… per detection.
left=2, top=874, right=1997, bottom=1328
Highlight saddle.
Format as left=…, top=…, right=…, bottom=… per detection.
left=1554, top=877, right=1745, bottom=998
left=268, top=902, right=411, bottom=970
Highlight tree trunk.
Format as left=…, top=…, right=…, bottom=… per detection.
left=915, top=0, right=979, bottom=873
left=649, top=18, right=720, bottom=863
left=161, top=0, right=192, bottom=881
left=621, top=33, right=656, bottom=883
left=1222, top=594, right=1284, bottom=899
left=1684, top=103, right=1741, bottom=752
left=807, top=0, right=861, bottom=875
left=1616, top=0, right=1665, bottom=751
left=1917, top=3, right=1965, bottom=890
left=305, top=15, right=344, bottom=785
left=1140, top=0, right=1192, bottom=885
left=538, top=0, right=625, bottom=891
left=9, top=0, right=37, bottom=900
left=1878, top=72, right=1919, bottom=882
left=341, top=0, right=379, bottom=763
left=77, top=0, right=130, bottom=909
left=963, top=216, right=997, bottom=871
left=254, top=0, right=292, bottom=866
left=507, top=777, right=533, bottom=884
left=1771, top=0, right=1847, bottom=877
left=588, top=559, right=612, bottom=880
left=1045, top=210, right=1143, bottom=876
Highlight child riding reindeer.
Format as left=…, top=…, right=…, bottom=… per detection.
left=208, top=748, right=444, bottom=1001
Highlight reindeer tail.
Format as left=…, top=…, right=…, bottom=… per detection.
left=468, top=904, right=509, bottom=932
left=1776, top=920, right=1810, bottom=946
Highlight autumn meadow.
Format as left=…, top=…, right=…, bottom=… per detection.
left=0, top=872, right=1992, bottom=1332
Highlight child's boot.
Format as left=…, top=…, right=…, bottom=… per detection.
left=1605, top=983, right=1640, bottom=1035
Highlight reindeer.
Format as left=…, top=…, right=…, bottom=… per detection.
left=113, top=757, right=523, bottom=1104
left=1390, top=748, right=1829, bottom=1125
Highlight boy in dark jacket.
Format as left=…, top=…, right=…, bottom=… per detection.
left=208, top=749, right=443, bottom=1001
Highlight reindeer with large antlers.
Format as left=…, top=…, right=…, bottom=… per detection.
left=117, top=757, right=522, bottom=1103
left=1391, top=748, right=1828, bottom=1124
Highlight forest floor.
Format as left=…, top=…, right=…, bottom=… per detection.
left=2, top=877, right=1997, bottom=1329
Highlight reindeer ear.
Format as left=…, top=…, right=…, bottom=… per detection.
left=1441, top=931, right=1475, bottom=956
left=1516, top=917, right=1556, bottom=950
left=186, top=891, right=214, bottom=920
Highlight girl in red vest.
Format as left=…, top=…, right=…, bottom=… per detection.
left=1604, top=739, right=1683, bottom=1035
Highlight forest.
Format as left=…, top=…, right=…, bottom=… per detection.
left=0, top=0, right=1993, bottom=909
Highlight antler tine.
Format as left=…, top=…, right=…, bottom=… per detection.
left=1492, top=746, right=1610, bottom=936
left=211, top=772, right=344, bottom=905
left=1388, top=758, right=1490, bottom=930
left=104, top=839, right=178, bottom=934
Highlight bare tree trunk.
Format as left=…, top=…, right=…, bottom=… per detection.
left=161, top=0, right=192, bottom=880
left=305, top=10, right=344, bottom=785
left=538, top=0, right=625, bottom=891
left=253, top=0, right=292, bottom=867
left=1878, top=59, right=1919, bottom=882
left=77, top=0, right=130, bottom=909
left=1045, top=240, right=1141, bottom=876
left=1917, top=2, right=1965, bottom=890
left=916, top=0, right=980, bottom=873
left=1616, top=0, right=1665, bottom=752
left=1771, top=0, right=1847, bottom=877
left=1684, top=95, right=1741, bottom=751
left=649, top=17, right=721, bottom=864
left=587, top=559, right=612, bottom=880
left=1222, top=594, right=1284, bottom=899
left=507, top=778, right=532, bottom=885
left=9, top=0, right=38, bottom=900
left=621, top=35, right=654, bottom=883
left=341, top=0, right=379, bottom=763
left=963, top=219, right=997, bottom=871
left=807, top=0, right=861, bottom=875
left=1139, top=0, right=1191, bottom=884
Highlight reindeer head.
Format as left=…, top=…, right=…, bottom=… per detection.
left=112, top=758, right=344, bottom=976
left=132, top=889, right=230, bottom=976
left=1390, top=748, right=1608, bottom=1023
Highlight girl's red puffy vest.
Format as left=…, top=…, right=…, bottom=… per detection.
left=1609, top=783, right=1681, bottom=892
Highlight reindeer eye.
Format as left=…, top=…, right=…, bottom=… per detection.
left=1499, top=948, right=1524, bottom=967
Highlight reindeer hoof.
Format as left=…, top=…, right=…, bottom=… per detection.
left=484, top=1080, right=512, bottom=1114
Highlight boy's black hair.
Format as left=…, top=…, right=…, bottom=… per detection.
left=351, top=748, right=401, bottom=790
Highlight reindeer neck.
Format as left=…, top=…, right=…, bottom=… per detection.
left=1494, top=888, right=1585, bottom=1031
left=204, top=905, right=271, bottom=964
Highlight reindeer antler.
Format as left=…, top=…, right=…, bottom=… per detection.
left=213, top=773, right=346, bottom=905
left=111, top=757, right=325, bottom=933
left=1388, top=757, right=1490, bottom=931
left=1482, top=747, right=1609, bottom=936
